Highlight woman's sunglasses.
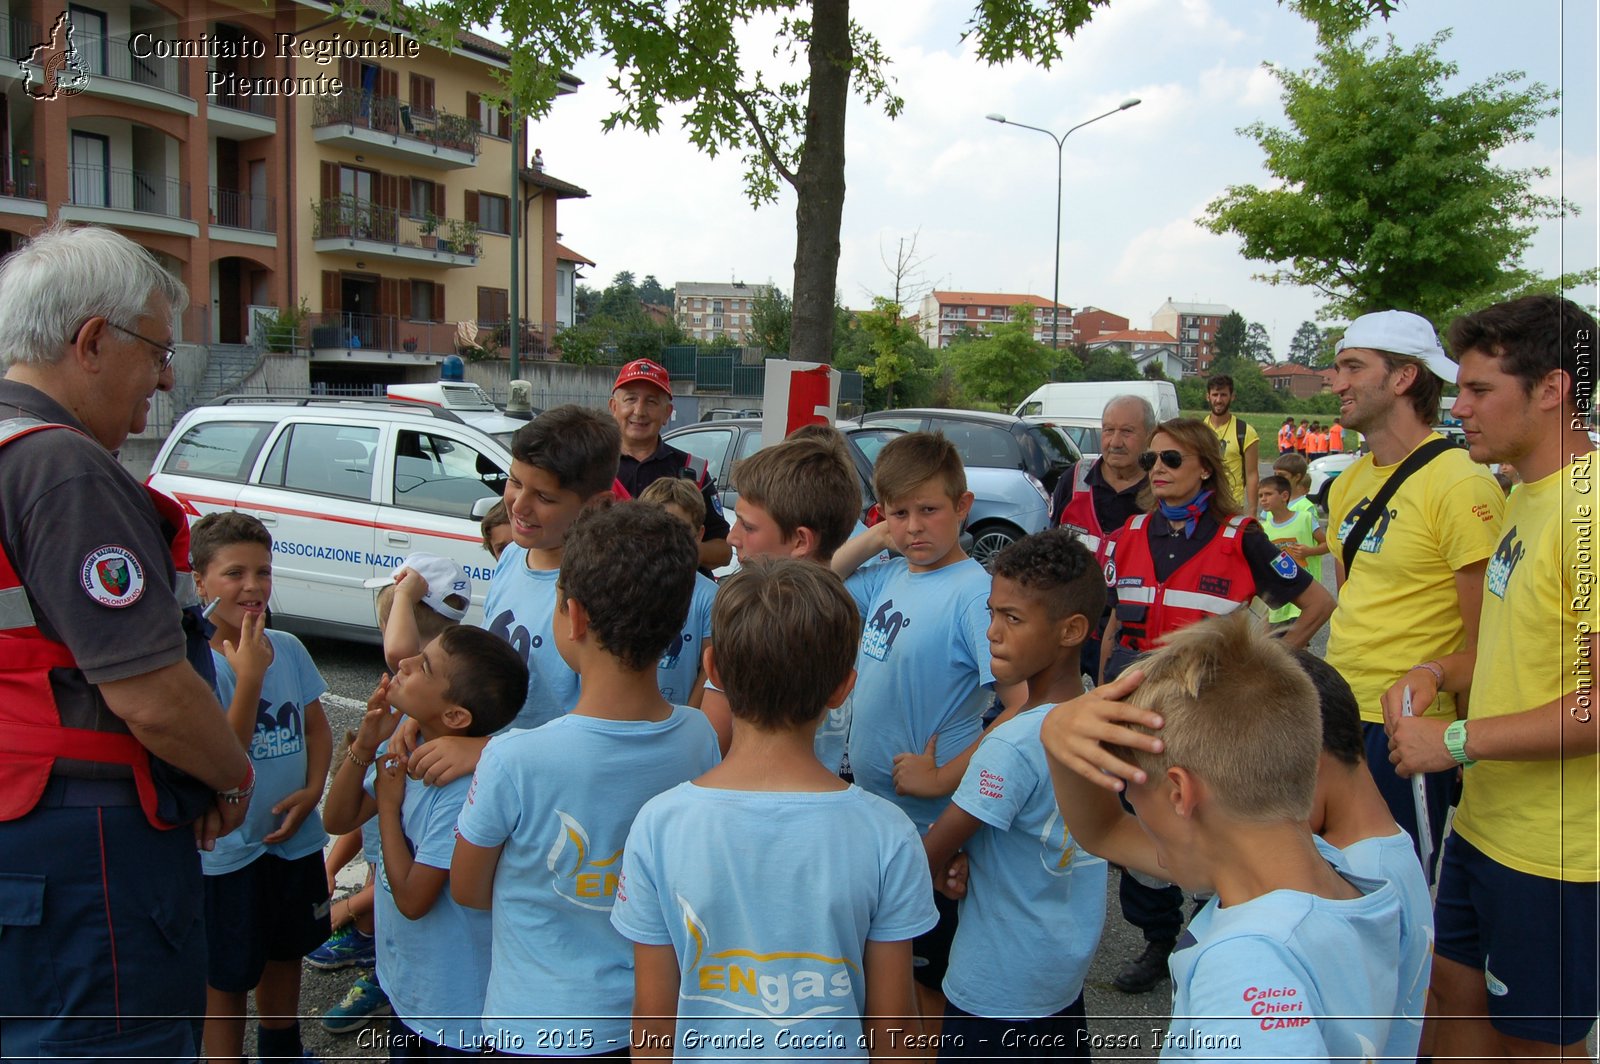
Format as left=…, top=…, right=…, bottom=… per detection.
left=1138, top=449, right=1188, bottom=471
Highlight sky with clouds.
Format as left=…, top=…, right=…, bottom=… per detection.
left=522, top=0, right=1597, bottom=357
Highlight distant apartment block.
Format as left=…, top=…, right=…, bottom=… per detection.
left=916, top=290, right=1072, bottom=349
left=1150, top=299, right=1231, bottom=374
left=1072, top=306, right=1130, bottom=342
left=675, top=281, right=772, bottom=344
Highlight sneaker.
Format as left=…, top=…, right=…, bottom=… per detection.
left=306, top=924, right=375, bottom=970
left=319, top=973, right=391, bottom=1034
left=1112, top=938, right=1175, bottom=994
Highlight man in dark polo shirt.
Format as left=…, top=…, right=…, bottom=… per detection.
left=609, top=358, right=732, bottom=571
left=0, top=224, right=254, bottom=1058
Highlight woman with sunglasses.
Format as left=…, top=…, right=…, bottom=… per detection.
left=1099, top=417, right=1335, bottom=685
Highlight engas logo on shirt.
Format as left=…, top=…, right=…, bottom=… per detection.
left=546, top=811, right=623, bottom=910
left=677, top=896, right=856, bottom=1025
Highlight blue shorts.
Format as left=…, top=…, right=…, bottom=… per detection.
left=939, top=994, right=1089, bottom=1060
left=203, top=851, right=331, bottom=993
left=913, top=889, right=960, bottom=989
left=1433, top=832, right=1599, bottom=1046
left=1362, top=721, right=1456, bottom=882
left=0, top=779, right=206, bottom=1059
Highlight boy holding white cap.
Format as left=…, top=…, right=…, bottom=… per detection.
left=1323, top=309, right=1505, bottom=876
left=364, top=552, right=472, bottom=672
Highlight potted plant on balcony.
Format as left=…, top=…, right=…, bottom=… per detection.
left=402, top=336, right=419, bottom=353
left=418, top=212, right=440, bottom=250
left=444, top=219, right=480, bottom=257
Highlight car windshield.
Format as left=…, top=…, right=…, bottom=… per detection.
left=1025, top=423, right=1080, bottom=466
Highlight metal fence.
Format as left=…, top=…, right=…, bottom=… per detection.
left=69, top=165, right=188, bottom=218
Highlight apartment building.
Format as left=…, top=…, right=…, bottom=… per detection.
left=1072, top=306, right=1129, bottom=341
left=675, top=280, right=770, bottom=344
left=1150, top=298, right=1231, bottom=374
left=0, top=0, right=584, bottom=396
left=1263, top=362, right=1333, bottom=399
left=915, top=290, right=1073, bottom=349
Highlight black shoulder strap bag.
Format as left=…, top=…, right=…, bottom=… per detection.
left=1339, top=437, right=1456, bottom=575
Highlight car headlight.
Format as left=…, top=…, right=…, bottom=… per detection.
left=1025, top=472, right=1048, bottom=504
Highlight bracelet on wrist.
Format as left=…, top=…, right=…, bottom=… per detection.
left=219, top=762, right=255, bottom=804
left=346, top=747, right=375, bottom=769
left=1408, top=661, right=1444, bottom=686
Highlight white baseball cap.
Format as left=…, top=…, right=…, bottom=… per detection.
left=362, top=552, right=471, bottom=621
left=1336, top=310, right=1457, bottom=383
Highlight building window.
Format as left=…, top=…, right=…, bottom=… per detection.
left=478, top=193, right=510, bottom=235
left=411, top=280, right=437, bottom=322
left=478, top=286, right=508, bottom=326
left=409, top=74, right=435, bottom=117
left=693, top=314, right=703, bottom=325
left=409, top=179, right=436, bottom=219
left=474, top=95, right=508, bottom=138
left=712, top=299, right=724, bottom=313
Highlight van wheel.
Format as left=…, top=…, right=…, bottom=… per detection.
left=968, top=522, right=1022, bottom=570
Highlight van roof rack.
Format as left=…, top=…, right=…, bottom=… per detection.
left=211, top=394, right=468, bottom=426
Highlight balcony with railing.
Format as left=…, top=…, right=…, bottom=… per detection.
left=0, top=16, right=42, bottom=78
left=63, top=165, right=194, bottom=234
left=206, top=69, right=277, bottom=138
left=69, top=32, right=195, bottom=114
left=311, top=95, right=479, bottom=169
left=0, top=156, right=46, bottom=215
left=209, top=187, right=275, bottom=240
left=302, top=313, right=559, bottom=360
left=311, top=195, right=478, bottom=267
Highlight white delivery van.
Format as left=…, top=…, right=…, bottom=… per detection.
left=1013, top=381, right=1179, bottom=423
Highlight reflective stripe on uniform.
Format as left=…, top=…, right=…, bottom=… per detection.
left=1159, top=589, right=1246, bottom=615
left=0, top=585, right=35, bottom=630
left=1117, top=585, right=1156, bottom=605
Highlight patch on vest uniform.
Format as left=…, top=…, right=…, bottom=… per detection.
left=1270, top=550, right=1299, bottom=579
left=1198, top=574, right=1232, bottom=597
left=81, top=545, right=145, bottom=607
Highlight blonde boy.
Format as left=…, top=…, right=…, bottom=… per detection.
left=1041, top=613, right=1404, bottom=1058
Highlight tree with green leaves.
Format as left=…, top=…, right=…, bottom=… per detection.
left=1213, top=312, right=1249, bottom=365
left=382, top=0, right=1396, bottom=367
left=1286, top=320, right=1322, bottom=366
left=1244, top=321, right=1274, bottom=364
left=1203, top=31, right=1591, bottom=325
left=1078, top=345, right=1139, bottom=382
left=947, top=306, right=1054, bottom=410
left=637, top=275, right=673, bottom=307
left=855, top=296, right=930, bottom=408
left=747, top=287, right=793, bottom=354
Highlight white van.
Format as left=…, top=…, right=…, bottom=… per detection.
left=1013, top=381, right=1179, bottom=423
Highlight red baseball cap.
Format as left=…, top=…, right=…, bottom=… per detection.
left=612, top=359, right=672, bottom=396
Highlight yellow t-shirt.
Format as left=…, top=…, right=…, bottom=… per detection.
left=1207, top=414, right=1260, bottom=503
left=1326, top=436, right=1506, bottom=724
left=1453, top=456, right=1598, bottom=881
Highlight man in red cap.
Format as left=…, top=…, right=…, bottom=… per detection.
left=609, top=358, right=732, bottom=571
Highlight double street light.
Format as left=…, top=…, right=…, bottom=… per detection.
left=986, top=98, right=1141, bottom=348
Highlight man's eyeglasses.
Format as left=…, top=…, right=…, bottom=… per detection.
left=1137, top=449, right=1189, bottom=471
left=110, top=322, right=176, bottom=371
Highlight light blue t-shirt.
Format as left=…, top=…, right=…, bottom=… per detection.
left=657, top=572, right=716, bottom=703
left=202, top=629, right=328, bottom=875
left=610, top=783, right=938, bottom=1059
left=943, top=706, right=1108, bottom=1019
left=845, top=557, right=995, bottom=833
left=456, top=708, right=721, bottom=1054
left=1165, top=872, right=1402, bottom=1060
left=484, top=545, right=578, bottom=729
left=364, top=770, right=491, bottom=1051
left=1315, top=832, right=1433, bottom=1060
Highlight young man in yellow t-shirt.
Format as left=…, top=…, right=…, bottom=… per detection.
left=1384, top=295, right=1598, bottom=1061
left=1203, top=373, right=1259, bottom=504
left=1325, top=310, right=1506, bottom=873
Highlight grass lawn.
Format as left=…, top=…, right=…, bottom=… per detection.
left=1180, top=410, right=1304, bottom=456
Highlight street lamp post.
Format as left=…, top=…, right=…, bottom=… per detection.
left=986, top=98, right=1140, bottom=349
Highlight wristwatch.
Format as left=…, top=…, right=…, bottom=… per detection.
left=1443, top=719, right=1475, bottom=768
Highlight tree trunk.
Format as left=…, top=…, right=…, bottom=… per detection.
left=789, top=0, right=849, bottom=365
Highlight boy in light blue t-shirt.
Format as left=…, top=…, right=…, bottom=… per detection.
left=638, top=476, right=716, bottom=707
left=190, top=511, right=332, bottom=1064
left=1297, top=649, right=1433, bottom=1061
left=322, top=625, right=528, bottom=1055
left=923, top=530, right=1109, bottom=1055
left=1043, top=613, right=1404, bottom=1059
left=831, top=432, right=1022, bottom=1013
left=612, top=557, right=937, bottom=1059
left=485, top=406, right=622, bottom=731
left=454, top=503, right=721, bottom=1056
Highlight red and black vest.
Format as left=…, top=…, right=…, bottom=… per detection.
left=0, top=418, right=211, bottom=829
left=1106, top=512, right=1258, bottom=653
left=1056, top=461, right=1116, bottom=567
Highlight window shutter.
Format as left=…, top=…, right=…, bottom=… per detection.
left=399, top=177, right=412, bottom=216
left=320, top=161, right=336, bottom=201
left=431, top=283, right=444, bottom=323
left=433, top=183, right=445, bottom=217
left=322, top=270, right=340, bottom=312
left=464, top=191, right=479, bottom=225
left=467, top=91, right=479, bottom=130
